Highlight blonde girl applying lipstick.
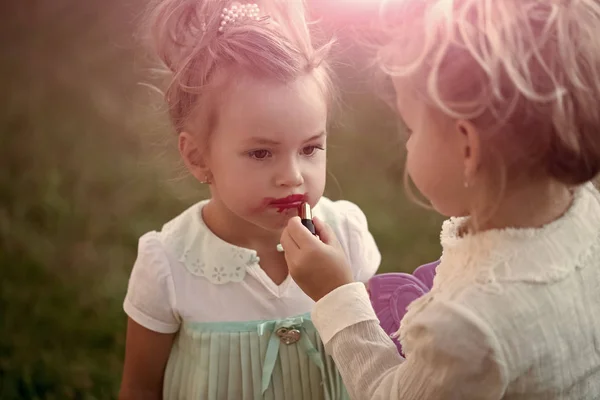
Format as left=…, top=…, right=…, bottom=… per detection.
left=118, top=1, right=381, bottom=399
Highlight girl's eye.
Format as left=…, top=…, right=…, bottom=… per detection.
left=301, top=145, right=324, bottom=156
left=248, top=149, right=271, bottom=160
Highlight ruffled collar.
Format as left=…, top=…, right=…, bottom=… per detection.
left=399, top=184, right=600, bottom=354
left=436, top=183, right=600, bottom=287
left=160, top=200, right=260, bottom=284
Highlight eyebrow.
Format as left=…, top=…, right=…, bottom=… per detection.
left=246, top=131, right=326, bottom=146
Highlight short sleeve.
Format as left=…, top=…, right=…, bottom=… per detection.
left=337, top=200, right=381, bottom=282
left=123, top=232, right=180, bottom=334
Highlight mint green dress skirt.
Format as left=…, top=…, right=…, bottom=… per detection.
left=163, top=313, right=349, bottom=399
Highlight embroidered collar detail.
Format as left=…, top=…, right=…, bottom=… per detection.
left=437, top=183, right=600, bottom=287
left=159, top=201, right=260, bottom=284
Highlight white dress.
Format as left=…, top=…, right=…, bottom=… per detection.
left=123, top=197, right=381, bottom=399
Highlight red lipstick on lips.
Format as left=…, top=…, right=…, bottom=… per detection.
left=267, top=194, right=307, bottom=213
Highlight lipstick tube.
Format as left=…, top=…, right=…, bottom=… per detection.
left=300, top=203, right=316, bottom=235
left=276, top=202, right=317, bottom=252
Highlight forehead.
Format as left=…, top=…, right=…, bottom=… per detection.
left=392, top=78, right=437, bottom=123
left=215, top=74, right=328, bottom=142
left=392, top=78, right=458, bottom=138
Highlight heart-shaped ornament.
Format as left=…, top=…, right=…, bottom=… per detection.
left=276, top=327, right=301, bottom=345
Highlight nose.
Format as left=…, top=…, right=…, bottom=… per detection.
left=275, top=158, right=304, bottom=187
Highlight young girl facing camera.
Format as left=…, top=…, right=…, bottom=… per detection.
left=281, top=0, right=600, bottom=399
left=118, top=1, right=380, bottom=399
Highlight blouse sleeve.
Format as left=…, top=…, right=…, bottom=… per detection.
left=123, top=232, right=180, bottom=334
left=336, top=200, right=381, bottom=282
left=312, top=283, right=508, bottom=399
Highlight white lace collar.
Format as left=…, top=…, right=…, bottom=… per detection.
left=436, top=183, right=600, bottom=287
left=159, top=200, right=260, bottom=284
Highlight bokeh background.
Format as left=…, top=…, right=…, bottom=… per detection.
left=1, top=1, right=443, bottom=398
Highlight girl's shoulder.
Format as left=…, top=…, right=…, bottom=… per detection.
left=315, top=197, right=381, bottom=281
left=439, top=183, right=600, bottom=285
left=313, top=197, right=371, bottom=232
left=152, top=199, right=258, bottom=284
left=160, top=200, right=210, bottom=248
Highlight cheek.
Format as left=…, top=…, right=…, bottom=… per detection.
left=216, top=163, right=261, bottom=193
left=405, top=132, right=465, bottom=214
left=212, top=156, right=249, bottom=185
left=405, top=134, right=435, bottom=185
left=210, top=157, right=262, bottom=200
left=299, top=155, right=327, bottom=205
left=214, top=174, right=270, bottom=218
left=308, top=155, right=327, bottom=183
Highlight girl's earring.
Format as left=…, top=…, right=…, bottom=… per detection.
left=201, top=174, right=212, bottom=184
left=464, top=172, right=472, bottom=189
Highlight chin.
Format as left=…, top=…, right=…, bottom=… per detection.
left=256, top=209, right=297, bottom=231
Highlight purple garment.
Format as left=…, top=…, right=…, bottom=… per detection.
left=368, top=260, right=440, bottom=355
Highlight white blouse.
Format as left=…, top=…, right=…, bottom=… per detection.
left=313, top=183, right=600, bottom=399
left=123, top=197, right=381, bottom=333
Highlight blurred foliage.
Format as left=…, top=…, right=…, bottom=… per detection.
left=0, top=0, right=441, bottom=398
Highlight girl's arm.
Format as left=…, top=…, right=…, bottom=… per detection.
left=119, top=318, right=176, bottom=400
left=120, top=232, right=180, bottom=399
left=281, top=218, right=508, bottom=399
left=314, top=284, right=507, bottom=400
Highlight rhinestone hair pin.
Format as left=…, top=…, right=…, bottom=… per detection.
left=218, top=3, right=261, bottom=33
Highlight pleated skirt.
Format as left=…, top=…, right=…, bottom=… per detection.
left=163, top=313, right=349, bottom=400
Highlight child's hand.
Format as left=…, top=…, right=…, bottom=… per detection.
left=280, top=216, right=354, bottom=302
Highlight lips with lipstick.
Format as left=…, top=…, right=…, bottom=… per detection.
left=267, top=194, right=308, bottom=213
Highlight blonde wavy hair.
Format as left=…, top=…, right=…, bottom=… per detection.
left=144, top=0, right=333, bottom=137
left=378, top=0, right=600, bottom=186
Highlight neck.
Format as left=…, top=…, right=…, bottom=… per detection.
left=470, top=179, right=573, bottom=232
left=202, top=199, right=282, bottom=253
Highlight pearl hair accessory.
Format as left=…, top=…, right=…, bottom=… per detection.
left=218, top=3, right=261, bottom=33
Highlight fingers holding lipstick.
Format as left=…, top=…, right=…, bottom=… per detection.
left=280, top=216, right=313, bottom=254
left=311, top=217, right=338, bottom=246
left=279, top=217, right=301, bottom=252
left=280, top=216, right=354, bottom=302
